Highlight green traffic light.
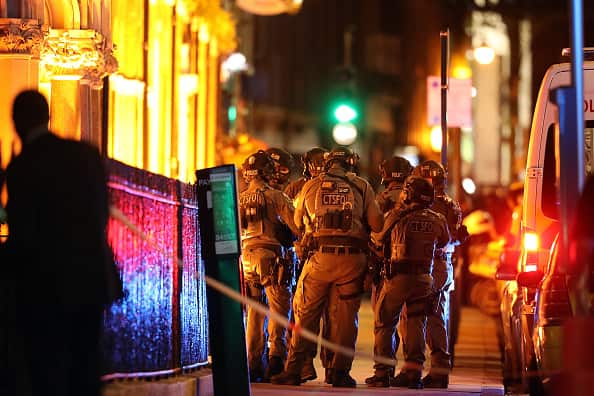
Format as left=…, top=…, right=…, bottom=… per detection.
left=333, top=103, right=358, bottom=123
left=228, top=105, right=237, bottom=122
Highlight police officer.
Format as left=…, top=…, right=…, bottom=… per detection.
left=411, top=160, right=466, bottom=388
left=284, top=147, right=327, bottom=200
left=266, top=147, right=295, bottom=191
left=283, top=147, right=328, bottom=383
left=364, top=156, right=413, bottom=387
left=369, top=156, right=414, bottom=307
left=376, top=156, right=414, bottom=212
left=271, top=147, right=383, bottom=387
left=367, top=176, right=450, bottom=389
left=239, top=150, right=300, bottom=382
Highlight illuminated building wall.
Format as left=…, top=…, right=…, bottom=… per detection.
left=0, top=1, right=235, bottom=182
left=108, top=0, right=235, bottom=181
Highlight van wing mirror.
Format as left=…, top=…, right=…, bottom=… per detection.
left=496, top=248, right=520, bottom=280
left=516, top=270, right=544, bottom=288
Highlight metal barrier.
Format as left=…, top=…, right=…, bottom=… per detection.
left=101, top=159, right=208, bottom=379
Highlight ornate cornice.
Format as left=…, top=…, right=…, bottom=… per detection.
left=40, top=29, right=118, bottom=87
left=182, top=0, right=237, bottom=55
left=0, top=18, right=45, bottom=56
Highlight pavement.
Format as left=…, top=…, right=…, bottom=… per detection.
left=103, top=300, right=504, bottom=396
left=251, top=299, right=504, bottom=395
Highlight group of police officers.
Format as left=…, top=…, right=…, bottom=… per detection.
left=238, top=145, right=468, bottom=389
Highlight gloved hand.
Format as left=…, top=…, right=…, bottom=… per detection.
left=457, top=224, right=470, bottom=245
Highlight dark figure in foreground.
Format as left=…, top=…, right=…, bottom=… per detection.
left=2, top=90, right=123, bottom=396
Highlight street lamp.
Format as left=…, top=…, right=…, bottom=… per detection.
left=430, top=125, right=442, bottom=152
left=474, top=44, right=495, bottom=65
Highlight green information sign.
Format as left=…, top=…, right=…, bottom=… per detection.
left=196, top=165, right=250, bottom=396
left=209, top=172, right=239, bottom=255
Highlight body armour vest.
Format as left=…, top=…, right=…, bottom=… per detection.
left=312, top=174, right=357, bottom=236
left=239, top=187, right=268, bottom=240
left=390, top=207, right=448, bottom=263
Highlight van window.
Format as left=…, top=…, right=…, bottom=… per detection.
left=542, top=121, right=594, bottom=220
left=542, top=125, right=558, bottom=219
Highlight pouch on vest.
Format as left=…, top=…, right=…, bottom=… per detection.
left=390, top=219, right=407, bottom=262
left=239, top=188, right=266, bottom=239
left=313, top=178, right=356, bottom=233
left=258, top=256, right=276, bottom=287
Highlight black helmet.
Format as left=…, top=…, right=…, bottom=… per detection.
left=413, top=160, right=447, bottom=191
left=242, top=150, right=275, bottom=181
left=303, top=147, right=328, bottom=178
left=402, top=175, right=434, bottom=207
left=379, top=156, right=413, bottom=186
left=266, top=147, right=294, bottom=185
left=323, top=146, right=358, bottom=171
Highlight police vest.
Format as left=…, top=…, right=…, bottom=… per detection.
left=390, top=208, right=443, bottom=263
left=312, top=175, right=357, bottom=236
left=239, top=188, right=267, bottom=239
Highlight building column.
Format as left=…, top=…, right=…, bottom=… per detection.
left=0, top=18, right=44, bottom=167
left=40, top=28, right=117, bottom=147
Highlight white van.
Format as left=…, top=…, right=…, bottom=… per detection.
left=498, top=52, right=594, bottom=391
left=521, top=57, right=594, bottom=274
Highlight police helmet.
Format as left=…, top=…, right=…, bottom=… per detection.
left=379, top=156, right=413, bottom=186
left=402, top=175, right=435, bottom=207
left=413, top=160, right=447, bottom=191
left=302, top=147, right=328, bottom=178
left=323, top=146, right=358, bottom=171
left=242, top=150, right=275, bottom=181
left=266, top=147, right=294, bottom=185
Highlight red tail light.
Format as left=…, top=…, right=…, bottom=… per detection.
left=537, top=275, right=572, bottom=325
left=523, top=231, right=540, bottom=272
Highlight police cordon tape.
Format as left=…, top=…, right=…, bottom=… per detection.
left=115, top=206, right=562, bottom=379
left=110, top=206, right=403, bottom=369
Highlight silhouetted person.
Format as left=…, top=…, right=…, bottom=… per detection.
left=2, top=90, right=122, bottom=396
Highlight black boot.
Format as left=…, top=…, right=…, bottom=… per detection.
left=324, top=368, right=334, bottom=384
left=365, top=374, right=390, bottom=387
left=300, top=358, right=317, bottom=383
left=270, top=370, right=301, bottom=386
left=249, top=369, right=265, bottom=383
left=422, top=374, right=449, bottom=388
left=332, top=370, right=356, bottom=388
left=391, top=371, right=423, bottom=389
left=265, top=356, right=285, bottom=380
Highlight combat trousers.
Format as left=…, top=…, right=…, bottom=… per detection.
left=319, top=283, right=350, bottom=370
left=242, top=247, right=292, bottom=375
left=285, top=250, right=366, bottom=374
left=426, top=257, right=453, bottom=373
left=373, top=274, right=432, bottom=377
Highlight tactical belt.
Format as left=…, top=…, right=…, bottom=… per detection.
left=320, top=246, right=364, bottom=255
left=313, top=236, right=368, bottom=250
left=388, top=260, right=432, bottom=275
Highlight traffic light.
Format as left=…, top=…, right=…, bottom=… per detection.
left=328, top=66, right=360, bottom=145
left=333, top=102, right=358, bottom=123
